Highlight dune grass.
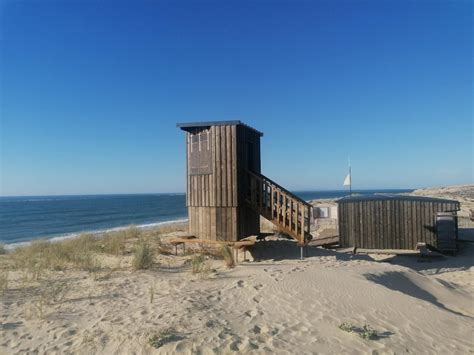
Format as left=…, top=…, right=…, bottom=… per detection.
left=338, top=322, right=379, bottom=340
left=11, top=234, right=101, bottom=276
left=0, top=243, right=6, bottom=255
left=191, top=254, right=212, bottom=278
left=220, top=245, right=235, bottom=268
left=132, top=240, right=154, bottom=270
left=148, top=328, right=178, bottom=349
left=8, top=225, right=148, bottom=276
left=0, top=271, right=8, bottom=296
left=99, top=231, right=128, bottom=255
left=2, top=223, right=190, bottom=284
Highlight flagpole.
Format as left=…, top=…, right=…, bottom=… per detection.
left=349, top=165, right=352, bottom=196
left=348, top=156, right=352, bottom=196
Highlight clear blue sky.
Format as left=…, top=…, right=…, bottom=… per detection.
left=1, top=0, right=472, bottom=196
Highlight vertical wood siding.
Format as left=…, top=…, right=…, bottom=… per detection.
left=185, top=124, right=262, bottom=241
left=338, top=198, right=459, bottom=249
left=186, top=125, right=239, bottom=208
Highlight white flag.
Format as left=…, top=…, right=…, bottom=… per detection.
left=343, top=173, right=351, bottom=186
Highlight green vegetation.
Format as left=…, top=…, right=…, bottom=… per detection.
left=191, top=254, right=211, bottom=277
left=338, top=322, right=379, bottom=340
left=132, top=241, right=154, bottom=270
left=11, top=234, right=100, bottom=275
left=149, top=283, right=156, bottom=304
left=338, top=322, right=355, bottom=333
left=0, top=243, right=6, bottom=255
left=99, top=231, right=128, bottom=255
left=0, top=271, right=8, bottom=296
left=359, top=325, right=378, bottom=340
left=148, top=328, right=178, bottom=349
left=9, top=226, right=146, bottom=276
left=125, top=225, right=140, bottom=239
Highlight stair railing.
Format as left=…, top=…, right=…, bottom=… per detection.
left=245, top=170, right=312, bottom=244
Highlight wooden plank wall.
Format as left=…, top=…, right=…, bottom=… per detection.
left=186, top=124, right=262, bottom=241
left=188, top=207, right=238, bottom=241
left=186, top=125, right=238, bottom=208
left=338, top=199, right=459, bottom=249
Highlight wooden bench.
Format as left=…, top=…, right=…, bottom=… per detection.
left=169, top=235, right=196, bottom=255
left=168, top=237, right=256, bottom=262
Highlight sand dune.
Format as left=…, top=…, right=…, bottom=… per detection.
left=1, top=236, right=473, bottom=354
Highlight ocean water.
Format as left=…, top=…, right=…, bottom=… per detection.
left=0, top=189, right=412, bottom=246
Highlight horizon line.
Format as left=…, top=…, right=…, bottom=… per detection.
left=0, top=187, right=417, bottom=198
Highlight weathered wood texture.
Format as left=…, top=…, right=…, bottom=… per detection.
left=235, top=124, right=261, bottom=240
left=338, top=197, right=460, bottom=250
left=185, top=123, right=261, bottom=241
left=186, top=125, right=238, bottom=208
left=245, top=170, right=312, bottom=245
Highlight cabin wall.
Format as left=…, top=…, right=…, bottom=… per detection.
left=235, top=124, right=261, bottom=239
left=185, top=124, right=261, bottom=241
left=186, top=124, right=238, bottom=208
left=338, top=200, right=460, bottom=249
left=188, top=207, right=238, bottom=242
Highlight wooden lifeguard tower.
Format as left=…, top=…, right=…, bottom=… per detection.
left=177, top=120, right=312, bottom=245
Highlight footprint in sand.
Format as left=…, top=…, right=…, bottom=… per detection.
left=252, top=325, right=261, bottom=334
left=271, top=274, right=283, bottom=282
left=290, top=265, right=308, bottom=273
left=254, top=284, right=263, bottom=291
left=252, top=296, right=263, bottom=304
left=229, top=339, right=242, bottom=351
left=244, top=309, right=263, bottom=318
left=236, top=280, right=245, bottom=287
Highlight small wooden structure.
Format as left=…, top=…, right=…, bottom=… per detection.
left=177, top=121, right=262, bottom=242
left=177, top=120, right=312, bottom=245
left=337, top=194, right=460, bottom=251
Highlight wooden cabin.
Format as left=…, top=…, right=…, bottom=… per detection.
left=177, top=121, right=262, bottom=241
left=337, top=194, right=460, bottom=251
left=177, top=120, right=312, bottom=244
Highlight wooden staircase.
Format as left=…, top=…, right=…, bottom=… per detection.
left=245, top=170, right=312, bottom=245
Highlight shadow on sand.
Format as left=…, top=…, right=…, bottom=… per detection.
left=247, top=238, right=374, bottom=263
left=364, top=271, right=471, bottom=318
left=380, top=239, right=474, bottom=274
left=247, top=234, right=474, bottom=318
left=248, top=228, right=474, bottom=275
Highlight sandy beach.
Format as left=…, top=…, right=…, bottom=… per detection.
left=2, top=0, right=472, bottom=352
left=1, top=185, right=473, bottom=354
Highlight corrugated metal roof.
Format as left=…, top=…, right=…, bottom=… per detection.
left=337, top=193, right=460, bottom=205
left=176, top=120, right=263, bottom=136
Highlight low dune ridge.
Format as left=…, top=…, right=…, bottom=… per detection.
left=1, top=222, right=473, bottom=354
left=408, top=184, right=474, bottom=219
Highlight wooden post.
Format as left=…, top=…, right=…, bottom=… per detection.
left=295, top=203, right=299, bottom=234
left=300, top=204, right=305, bottom=242
left=289, top=198, right=293, bottom=232
left=277, top=189, right=281, bottom=222
left=271, top=186, right=275, bottom=219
